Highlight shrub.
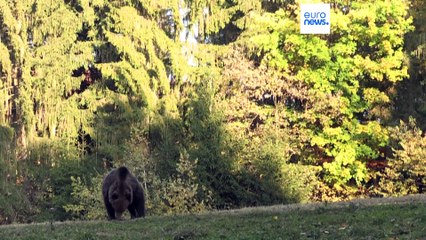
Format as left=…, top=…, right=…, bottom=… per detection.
left=377, top=118, right=426, bottom=196
left=63, top=175, right=105, bottom=220
left=0, top=126, right=30, bottom=224
left=159, top=151, right=213, bottom=214
left=232, top=127, right=321, bottom=205
left=0, top=184, right=32, bottom=224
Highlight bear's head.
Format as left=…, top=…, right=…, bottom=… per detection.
left=108, top=182, right=133, bottom=219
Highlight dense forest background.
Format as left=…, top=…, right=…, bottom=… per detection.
left=0, top=0, right=425, bottom=223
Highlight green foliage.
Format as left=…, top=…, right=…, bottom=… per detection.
left=0, top=127, right=28, bottom=224
left=313, top=121, right=389, bottom=186
left=0, top=125, right=14, bottom=174
left=180, top=76, right=244, bottom=208
left=236, top=0, right=413, bottom=199
left=63, top=175, right=105, bottom=220
left=64, top=128, right=213, bottom=220
left=158, top=151, right=213, bottom=214
left=396, top=0, right=426, bottom=129
left=12, top=138, right=100, bottom=222
left=0, top=0, right=424, bottom=224
left=232, top=125, right=320, bottom=205
left=0, top=184, right=32, bottom=224
left=98, top=5, right=184, bottom=110
left=48, top=160, right=99, bottom=221
left=377, top=118, right=426, bottom=196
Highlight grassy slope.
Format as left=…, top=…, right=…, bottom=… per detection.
left=1, top=195, right=425, bottom=240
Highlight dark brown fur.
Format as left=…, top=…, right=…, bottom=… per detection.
left=102, top=166, right=145, bottom=220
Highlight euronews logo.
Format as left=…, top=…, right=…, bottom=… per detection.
left=303, top=12, right=329, bottom=26
left=300, top=3, right=330, bottom=34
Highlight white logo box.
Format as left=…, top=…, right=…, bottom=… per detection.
left=300, top=3, right=330, bottom=34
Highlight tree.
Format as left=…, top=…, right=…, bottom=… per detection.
left=395, top=0, right=426, bottom=129
left=229, top=0, right=413, bottom=199
left=0, top=0, right=422, bottom=223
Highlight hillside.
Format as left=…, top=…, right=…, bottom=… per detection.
left=1, top=195, right=425, bottom=240
left=1, top=1, right=425, bottom=223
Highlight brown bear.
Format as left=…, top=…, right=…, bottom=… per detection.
left=102, top=166, right=145, bottom=220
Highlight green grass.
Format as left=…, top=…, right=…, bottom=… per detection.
left=1, top=200, right=425, bottom=240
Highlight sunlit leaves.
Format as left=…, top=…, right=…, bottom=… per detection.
left=378, top=118, right=426, bottom=196
left=363, top=88, right=390, bottom=107
left=0, top=43, right=11, bottom=77
left=236, top=0, right=412, bottom=191
left=99, top=5, right=186, bottom=110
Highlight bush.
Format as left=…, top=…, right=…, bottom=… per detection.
left=64, top=175, right=105, bottom=220
left=0, top=126, right=30, bottom=224
left=158, top=151, right=213, bottom=214
left=64, top=138, right=213, bottom=219
left=232, top=127, right=321, bottom=205
left=12, top=138, right=102, bottom=222
left=0, top=184, right=32, bottom=224
left=377, top=118, right=426, bottom=196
